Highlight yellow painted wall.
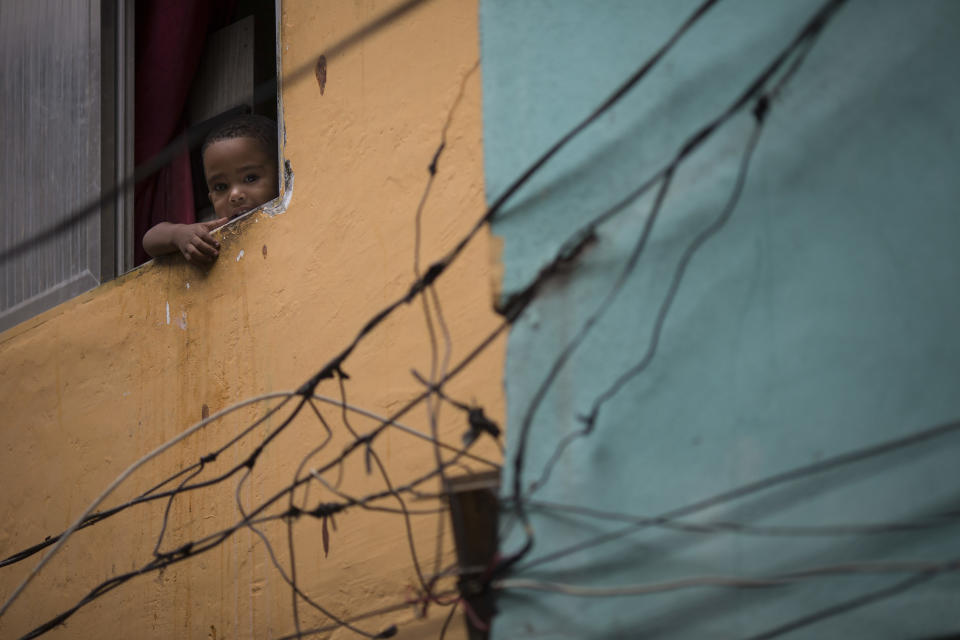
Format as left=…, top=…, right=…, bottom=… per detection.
left=0, top=1, right=502, bottom=638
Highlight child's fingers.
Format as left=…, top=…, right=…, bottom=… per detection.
left=182, top=244, right=214, bottom=265
left=197, top=229, right=221, bottom=250
left=203, top=217, right=229, bottom=230
left=190, top=235, right=219, bottom=259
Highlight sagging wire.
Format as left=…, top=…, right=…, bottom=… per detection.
left=494, top=559, right=960, bottom=598
left=524, top=499, right=960, bottom=539
left=515, top=419, right=960, bottom=574
left=9, top=0, right=945, bottom=638
left=503, top=0, right=851, bottom=579
left=744, top=563, right=958, bottom=640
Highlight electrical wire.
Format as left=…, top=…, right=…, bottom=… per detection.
left=495, top=559, right=960, bottom=598
left=5, top=1, right=951, bottom=638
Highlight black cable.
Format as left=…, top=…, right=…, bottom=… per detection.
left=525, top=499, right=960, bottom=538
left=744, top=561, right=959, bottom=640
left=502, top=0, right=849, bottom=578
left=15, top=3, right=946, bottom=639
left=517, top=419, right=960, bottom=573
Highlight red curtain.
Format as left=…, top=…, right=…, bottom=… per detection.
left=133, top=0, right=235, bottom=265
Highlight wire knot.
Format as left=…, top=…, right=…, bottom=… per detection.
left=463, top=407, right=501, bottom=446
left=310, top=502, right=344, bottom=519
left=243, top=447, right=262, bottom=469
left=753, top=95, right=770, bottom=123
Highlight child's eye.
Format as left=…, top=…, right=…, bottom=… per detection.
left=243, top=174, right=260, bottom=184
left=212, top=183, right=228, bottom=193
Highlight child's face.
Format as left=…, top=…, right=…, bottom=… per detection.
left=203, top=136, right=279, bottom=220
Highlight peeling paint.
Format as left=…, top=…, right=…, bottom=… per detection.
left=186, top=282, right=191, bottom=289
left=236, top=250, right=244, bottom=262
left=315, top=55, right=327, bottom=95
left=165, top=301, right=170, bottom=325
left=262, top=160, right=294, bottom=216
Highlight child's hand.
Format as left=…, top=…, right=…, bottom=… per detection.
left=172, top=218, right=229, bottom=264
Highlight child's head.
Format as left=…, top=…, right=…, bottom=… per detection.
left=202, top=114, right=279, bottom=220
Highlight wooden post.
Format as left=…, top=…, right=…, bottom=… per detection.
left=445, top=470, right=500, bottom=640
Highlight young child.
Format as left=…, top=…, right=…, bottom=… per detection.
left=142, top=114, right=279, bottom=264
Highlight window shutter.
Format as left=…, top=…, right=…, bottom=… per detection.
left=0, top=0, right=109, bottom=333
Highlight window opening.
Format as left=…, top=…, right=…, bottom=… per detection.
left=132, top=0, right=280, bottom=266
left=0, top=0, right=283, bottom=332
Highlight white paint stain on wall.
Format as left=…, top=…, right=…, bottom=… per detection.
left=186, top=282, right=191, bottom=289
left=165, top=302, right=170, bottom=325
left=177, top=311, right=188, bottom=330
left=236, top=249, right=245, bottom=262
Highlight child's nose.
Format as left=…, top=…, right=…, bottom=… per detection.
left=229, top=186, right=246, bottom=202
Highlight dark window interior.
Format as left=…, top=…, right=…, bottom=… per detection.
left=188, top=0, right=278, bottom=221
left=132, top=0, right=279, bottom=263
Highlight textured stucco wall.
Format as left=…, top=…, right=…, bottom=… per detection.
left=481, top=1, right=960, bottom=638
left=0, top=1, right=501, bottom=638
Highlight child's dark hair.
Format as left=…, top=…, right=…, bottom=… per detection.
left=202, top=114, right=278, bottom=158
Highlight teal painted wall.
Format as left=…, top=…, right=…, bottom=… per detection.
left=481, top=1, right=960, bottom=637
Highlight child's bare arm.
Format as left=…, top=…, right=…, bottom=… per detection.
left=143, top=219, right=229, bottom=264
